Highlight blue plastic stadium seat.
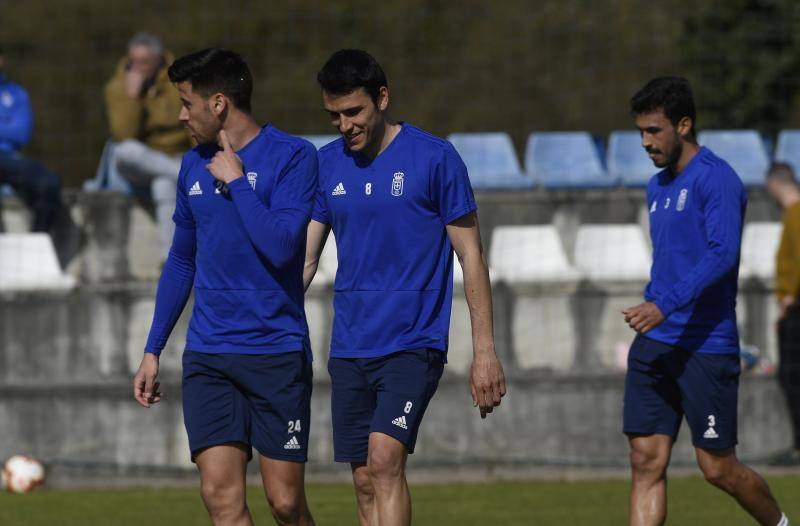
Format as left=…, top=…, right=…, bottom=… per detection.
left=775, top=129, right=800, bottom=174
left=697, top=130, right=769, bottom=186
left=525, top=132, right=616, bottom=188
left=300, top=134, right=340, bottom=150
left=607, top=131, right=655, bottom=187
left=447, top=132, right=535, bottom=190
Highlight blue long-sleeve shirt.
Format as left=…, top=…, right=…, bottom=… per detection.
left=644, top=146, right=746, bottom=354
left=0, top=73, right=33, bottom=153
left=144, top=125, right=318, bottom=356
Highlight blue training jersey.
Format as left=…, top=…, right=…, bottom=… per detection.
left=161, top=124, right=317, bottom=355
left=644, top=146, right=746, bottom=354
left=313, top=123, right=477, bottom=359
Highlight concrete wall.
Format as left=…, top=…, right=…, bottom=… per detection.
left=0, top=190, right=792, bottom=478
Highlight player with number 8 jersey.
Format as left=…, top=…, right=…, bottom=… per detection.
left=304, top=49, right=506, bottom=526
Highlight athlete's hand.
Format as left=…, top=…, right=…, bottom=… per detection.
left=207, top=130, right=244, bottom=184
left=470, top=349, right=506, bottom=419
left=133, top=353, right=162, bottom=408
left=623, top=302, right=665, bottom=334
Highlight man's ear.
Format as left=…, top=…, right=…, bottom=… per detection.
left=210, top=93, right=227, bottom=116
left=677, top=116, right=694, bottom=140
left=377, top=86, right=389, bottom=112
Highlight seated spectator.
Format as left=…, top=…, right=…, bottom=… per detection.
left=0, top=46, right=63, bottom=237
left=102, top=32, right=190, bottom=260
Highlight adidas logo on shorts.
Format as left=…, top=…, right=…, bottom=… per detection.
left=284, top=436, right=301, bottom=450
left=703, top=427, right=719, bottom=439
left=392, top=416, right=408, bottom=430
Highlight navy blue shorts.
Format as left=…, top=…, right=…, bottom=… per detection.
left=623, top=334, right=740, bottom=449
left=182, top=350, right=312, bottom=462
left=328, top=348, right=445, bottom=463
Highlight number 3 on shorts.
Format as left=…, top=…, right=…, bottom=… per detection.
left=288, top=419, right=302, bottom=433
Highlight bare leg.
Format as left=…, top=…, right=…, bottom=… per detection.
left=351, top=462, right=379, bottom=525
left=195, top=443, right=253, bottom=526
left=628, top=434, right=673, bottom=526
left=260, top=456, right=315, bottom=526
left=367, top=432, right=410, bottom=526
left=696, top=447, right=783, bottom=526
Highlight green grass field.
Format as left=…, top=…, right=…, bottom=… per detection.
left=1, top=476, right=798, bottom=525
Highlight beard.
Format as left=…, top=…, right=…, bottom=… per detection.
left=649, top=134, right=683, bottom=169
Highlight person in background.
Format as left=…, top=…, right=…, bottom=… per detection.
left=766, top=161, right=800, bottom=466
left=0, top=46, right=64, bottom=239
left=102, top=32, right=190, bottom=261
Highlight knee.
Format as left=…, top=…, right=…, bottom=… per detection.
left=699, top=459, right=736, bottom=491
left=368, top=447, right=404, bottom=483
left=267, top=492, right=304, bottom=524
left=200, top=480, right=245, bottom=517
left=630, top=447, right=668, bottom=480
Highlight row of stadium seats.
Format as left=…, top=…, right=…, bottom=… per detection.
left=310, top=222, right=782, bottom=286
left=0, top=223, right=781, bottom=291
left=304, top=130, right=800, bottom=189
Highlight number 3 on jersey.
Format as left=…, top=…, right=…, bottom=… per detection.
left=288, top=419, right=302, bottom=433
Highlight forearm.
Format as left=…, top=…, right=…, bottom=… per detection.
left=0, top=118, right=32, bottom=148
left=303, top=260, right=319, bottom=292
left=656, top=246, right=739, bottom=317
left=460, top=250, right=496, bottom=354
left=144, top=227, right=196, bottom=355
left=228, top=177, right=309, bottom=268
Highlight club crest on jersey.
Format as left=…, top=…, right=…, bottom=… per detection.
left=247, top=172, right=258, bottom=190
left=677, top=188, right=688, bottom=211
left=391, top=172, right=404, bottom=196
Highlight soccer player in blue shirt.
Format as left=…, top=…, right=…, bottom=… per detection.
left=132, top=49, right=317, bottom=526
left=622, top=77, right=788, bottom=526
left=304, top=49, right=506, bottom=526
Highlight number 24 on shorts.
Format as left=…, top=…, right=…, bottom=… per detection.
left=287, top=419, right=302, bottom=433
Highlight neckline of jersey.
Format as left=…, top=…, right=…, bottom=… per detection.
left=355, top=122, right=406, bottom=166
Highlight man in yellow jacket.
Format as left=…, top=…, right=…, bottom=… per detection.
left=103, top=32, right=190, bottom=260
left=766, top=161, right=800, bottom=465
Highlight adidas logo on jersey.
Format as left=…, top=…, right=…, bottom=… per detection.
left=703, top=427, right=719, bottom=439
left=284, top=436, right=301, bottom=450
left=392, top=416, right=408, bottom=430
left=331, top=182, right=347, bottom=196
left=189, top=181, right=203, bottom=196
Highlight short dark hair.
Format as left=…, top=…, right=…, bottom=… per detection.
left=767, top=161, right=797, bottom=185
left=317, top=49, right=387, bottom=102
left=168, top=48, right=253, bottom=113
left=631, top=77, right=696, bottom=136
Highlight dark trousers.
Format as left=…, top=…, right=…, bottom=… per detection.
left=0, top=153, right=62, bottom=232
left=778, top=306, right=800, bottom=449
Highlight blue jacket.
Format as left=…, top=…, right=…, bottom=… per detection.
left=0, top=73, right=33, bottom=154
